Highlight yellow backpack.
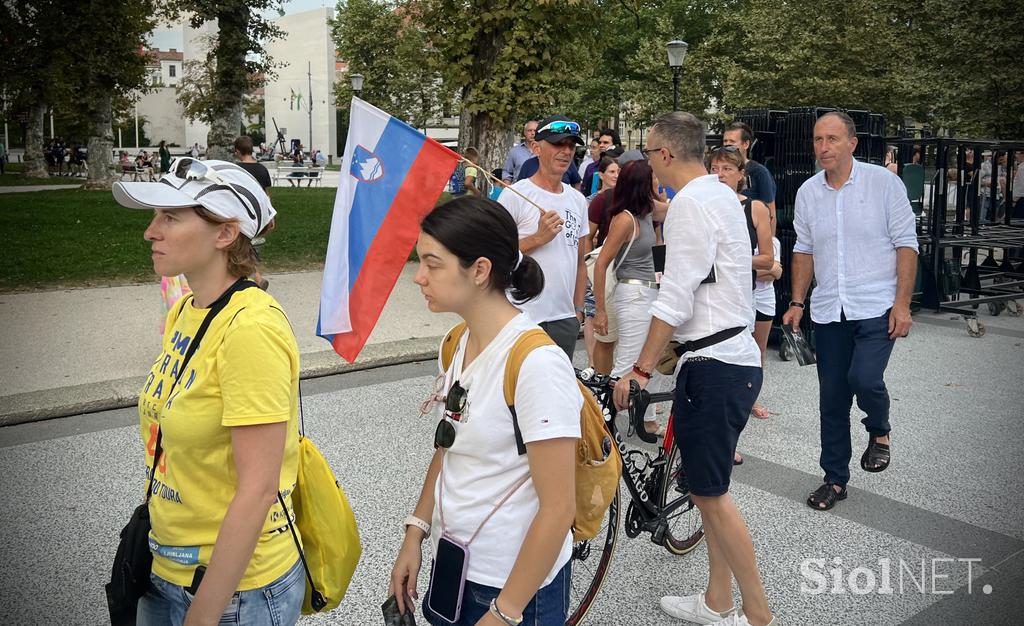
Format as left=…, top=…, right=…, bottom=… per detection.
left=280, top=436, right=362, bottom=614
left=440, top=323, right=621, bottom=541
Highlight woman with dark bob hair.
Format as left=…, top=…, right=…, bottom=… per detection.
left=390, top=196, right=582, bottom=626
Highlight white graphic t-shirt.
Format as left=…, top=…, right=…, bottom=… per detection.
left=499, top=179, right=588, bottom=323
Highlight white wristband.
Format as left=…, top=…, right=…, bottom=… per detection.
left=403, top=515, right=430, bottom=537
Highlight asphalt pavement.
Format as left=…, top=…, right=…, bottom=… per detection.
left=0, top=293, right=1022, bottom=625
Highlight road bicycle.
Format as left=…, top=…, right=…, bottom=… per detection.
left=567, top=370, right=705, bottom=625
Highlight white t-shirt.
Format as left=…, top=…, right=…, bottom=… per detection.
left=429, top=314, right=582, bottom=588
left=499, top=179, right=588, bottom=324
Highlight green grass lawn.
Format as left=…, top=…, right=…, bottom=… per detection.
left=0, top=187, right=338, bottom=292
left=0, top=162, right=83, bottom=187
left=0, top=187, right=448, bottom=292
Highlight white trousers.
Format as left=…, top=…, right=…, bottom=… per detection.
left=610, top=283, right=665, bottom=422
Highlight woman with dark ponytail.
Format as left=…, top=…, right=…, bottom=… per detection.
left=389, top=196, right=581, bottom=626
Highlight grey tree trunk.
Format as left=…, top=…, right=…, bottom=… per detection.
left=84, top=94, right=119, bottom=190
left=206, top=99, right=242, bottom=161
left=458, top=86, right=515, bottom=175
left=23, top=103, right=48, bottom=178
left=205, top=4, right=249, bottom=162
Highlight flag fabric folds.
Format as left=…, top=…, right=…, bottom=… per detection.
left=317, top=97, right=459, bottom=362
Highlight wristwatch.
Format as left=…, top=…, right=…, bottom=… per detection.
left=403, top=515, right=430, bottom=537
left=788, top=301, right=805, bottom=309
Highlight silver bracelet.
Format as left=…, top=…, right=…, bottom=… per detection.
left=489, top=597, right=522, bottom=625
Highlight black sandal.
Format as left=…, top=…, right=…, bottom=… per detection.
left=807, top=482, right=847, bottom=511
left=860, top=437, right=890, bottom=473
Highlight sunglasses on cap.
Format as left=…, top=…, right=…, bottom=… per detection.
left=537, top=120, right=581, bottom=136
left=433, top=380, right=468, bottom=449
left=172, top=158, right=260, bottom=226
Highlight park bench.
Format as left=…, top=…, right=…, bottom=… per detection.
left=272, top=163, right=323, bottom=187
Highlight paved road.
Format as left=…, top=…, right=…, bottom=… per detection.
left=1, top=311, right=1022, bottom=625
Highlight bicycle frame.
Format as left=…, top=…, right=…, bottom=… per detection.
left=581, top=374, right=690, bottom=541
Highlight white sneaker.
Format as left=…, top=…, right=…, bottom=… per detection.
left=659, top=593, right=735, bottom=624
left=708, top=614, right=776, bottom=626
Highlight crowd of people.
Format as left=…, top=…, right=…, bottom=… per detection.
left=114, top=109, right=920, bottom=626
left=45, top=137, right=88, bottom=176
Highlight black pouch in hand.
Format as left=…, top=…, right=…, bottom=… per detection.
left=104, top=503, right=153, bottom=626
left=382, top=594, right=417, bottom=626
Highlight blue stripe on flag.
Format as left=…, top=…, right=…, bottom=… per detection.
left=347, top=117, right=426, bottom=289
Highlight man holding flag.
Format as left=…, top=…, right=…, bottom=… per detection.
left=499, top=115, right=588, bottom=360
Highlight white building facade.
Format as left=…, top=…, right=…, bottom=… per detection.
left=263, top=7, right=337, bottom=158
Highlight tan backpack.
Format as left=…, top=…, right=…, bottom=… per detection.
left=440, top=323, right=621, bottom=541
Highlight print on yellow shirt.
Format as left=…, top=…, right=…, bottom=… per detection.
left=138, top=288, right=301, bottom=590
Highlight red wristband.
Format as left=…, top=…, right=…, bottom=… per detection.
left=632, top=363, right=652, bottom=380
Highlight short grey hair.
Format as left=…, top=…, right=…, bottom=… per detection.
left=650, top=112, right=706, bottom=163
left=817, top=111, right=857, bottom=138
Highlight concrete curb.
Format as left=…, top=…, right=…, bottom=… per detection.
left=0, top=336, right=443, bottom=427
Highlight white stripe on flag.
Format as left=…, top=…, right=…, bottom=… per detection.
left=319, top=98, right=391, bottom=335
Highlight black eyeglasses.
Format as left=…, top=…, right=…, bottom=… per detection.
left=433, top=380, right=468, bottom=449
left=711, top=145, right=740, bottom=154
left=642, top=146, right=675, bottom=159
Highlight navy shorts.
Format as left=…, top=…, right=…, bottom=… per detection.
left=672, top=359, right=763, bottom=497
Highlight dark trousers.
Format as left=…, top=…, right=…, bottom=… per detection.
left=813, top=310, right=896, bottom=486
left=539, top=317, right=579, bottom=362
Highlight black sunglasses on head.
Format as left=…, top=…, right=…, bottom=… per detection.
left=433, top=380, right=467, bottom=449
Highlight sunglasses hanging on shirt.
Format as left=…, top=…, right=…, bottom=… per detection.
left=433, top=380, right=468, bottom=449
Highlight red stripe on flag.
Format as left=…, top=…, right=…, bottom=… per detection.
left=331, top=140, right=459, bottom=362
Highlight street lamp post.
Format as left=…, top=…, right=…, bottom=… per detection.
left=666, top=40, right=688, bottom=112
left=350, top=73, right=364, bottom=96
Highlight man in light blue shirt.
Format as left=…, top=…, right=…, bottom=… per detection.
left=783, top=111, right=918, bottom=512
left=501, top=120, right=538, bottom=183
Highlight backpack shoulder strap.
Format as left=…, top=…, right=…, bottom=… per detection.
left=440, top=322, right=468, bottom=372
left=503, top=329, right=557, bottom=456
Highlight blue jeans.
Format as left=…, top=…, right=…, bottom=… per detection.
left=422, top=561, right=570, bottom=626
left=137, top=559, right=304, bottom=626
left=813, top=310, right=896, bottom=487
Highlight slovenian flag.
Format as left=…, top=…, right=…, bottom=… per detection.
left=317, top=97, right=459, bottom=362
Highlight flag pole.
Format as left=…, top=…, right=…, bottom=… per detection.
left=457, top=156, right=548, bottom=215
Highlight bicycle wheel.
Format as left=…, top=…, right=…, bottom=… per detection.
left=658, top=444, right=705, bottom=555
left=566, top=489, right=620, bottom=625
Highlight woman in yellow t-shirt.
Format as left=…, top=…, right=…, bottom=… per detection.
left=113, top=158, right=303, bottom=626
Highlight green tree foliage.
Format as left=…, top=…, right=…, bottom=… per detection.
left=892, top=0, right=1024, bottom=138
left=163, top=0, right=285, bottom=160
left=332, top=0, right=448, bottom=131
left=0, top=0, right=156, bottom=183
left=412, top=0, right=600, bottom=169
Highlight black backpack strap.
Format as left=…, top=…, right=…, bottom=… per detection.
left=145, top=278, right=258, bottom=502
left=505, top=406, right=528, bottom=456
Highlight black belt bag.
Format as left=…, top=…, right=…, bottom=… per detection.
left=655, top=326, right=747, bottom=375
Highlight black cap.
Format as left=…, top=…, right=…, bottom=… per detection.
left=535, top=115, right=584, bottom=146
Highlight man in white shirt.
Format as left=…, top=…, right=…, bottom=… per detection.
left=615, top=112, right=774, bottom=626
left=499, top=115, right=588, bottom=359
left=782, top=112, right=918, bottom=512
left=501, top=120, right=539, bottom=183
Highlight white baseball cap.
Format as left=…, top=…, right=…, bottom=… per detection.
left=112, top=158, right=275, bottom=239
